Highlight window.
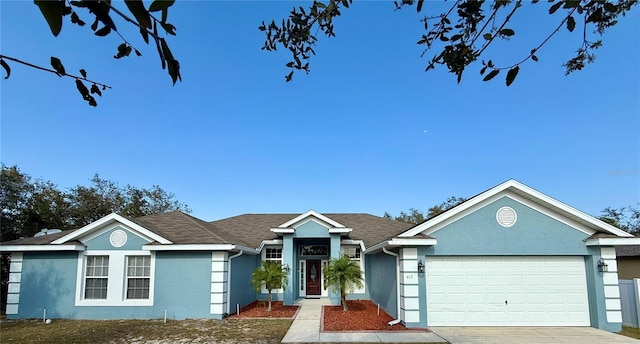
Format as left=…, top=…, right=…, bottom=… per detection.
left=341, top=247, right=361, bottom=259
left=126, top=256, right=150, bottom=299
left=85, top=256, right=109, bottom=299
left=340, top=246, right=365, bottom=293
left=76, top=250, right=154, bottom=306
left=265, top=247, right=282, bottom=261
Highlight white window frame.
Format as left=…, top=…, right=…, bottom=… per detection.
left=261, top=246, right=284, bottom=294
left=125, top=256, right=151, bottom=300
left=340, top=246, right=365, bottom=294
left=84, top=255, right=109, bottom=299
left=75, top=250, right=155, bottom=306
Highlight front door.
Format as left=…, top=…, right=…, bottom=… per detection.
left=306, top=260, right=321, bottom=296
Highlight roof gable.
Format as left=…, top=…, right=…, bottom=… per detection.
left=52, top=213, right=172, bottom=245
left=399, top=179, right=634, bottom=239
left=277, top=210, right=347, bottom=229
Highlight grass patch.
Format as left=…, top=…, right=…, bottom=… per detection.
left=619, top=326, right=640, bottom=340
left=0, top=318, right=292, bottom=344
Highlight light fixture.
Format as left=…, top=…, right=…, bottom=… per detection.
left=597, top=258, right=608, bottom=272
left=418, top=260, right=425, bottom=273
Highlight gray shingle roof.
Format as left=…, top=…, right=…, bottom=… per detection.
left=210, top=213, right=414, bottom=249
left=132, top=211, right=248, bottom=245
left=1, top=212, right=413, bottom=249
left=616, top=245, right=640, bottom=257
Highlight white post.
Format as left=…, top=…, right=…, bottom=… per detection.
left=377, top=303, right=380, bottom=316
left=43, top=308, right=46, bottom=323
left=236, top=304, right=239, bottom=316
left=164, top=308, right=167, bottom=323
left=634, top=279, right=640, bottom=328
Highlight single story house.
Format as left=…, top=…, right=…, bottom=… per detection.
left=2, top=179, right=639, bottom=332
left=615, top=246, right=640, bottom=279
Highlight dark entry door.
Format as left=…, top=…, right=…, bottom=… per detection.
left=306, top=260, right=321, bottom=296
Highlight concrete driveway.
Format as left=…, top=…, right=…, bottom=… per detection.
left=430, top=327, right=639, bottom=344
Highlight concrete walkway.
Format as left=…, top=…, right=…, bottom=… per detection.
left=281, top=298, right=447, bottom=343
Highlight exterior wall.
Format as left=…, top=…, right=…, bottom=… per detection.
left=228, top=253, right=259, bottom=315
left=618, top=258, right=640, bottom=279
left=83, top=226, right=150, bottom=250
left=9, top=250, right=218, bottom=320
left=425, top=197, right=591, bottom=256
left=9, top=251, right=78, bottom=319
left=416, top=196, right=620, bottom=331
left=368, top=251, right=398, bottom=319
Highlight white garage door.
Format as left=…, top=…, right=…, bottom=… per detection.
left=426, top=256, right=590, bottom=326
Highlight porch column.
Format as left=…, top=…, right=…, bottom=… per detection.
left=329, top=233, right=341, bottom=305
left=283, top=234, right=295, bottom=305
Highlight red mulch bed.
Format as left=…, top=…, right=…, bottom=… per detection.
left=229, top=301, right=299, bottom=319
left=322, top=300, right=415, bottom=332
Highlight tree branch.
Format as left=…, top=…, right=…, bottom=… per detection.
left=0, top=54, right=111, bottom=89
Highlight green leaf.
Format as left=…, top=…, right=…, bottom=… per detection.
left=90, top=84, right=102, bottom=96
left=604, top=2, right=617, bottom=12
left=75, top=79, right=97, bottom=106
left=94, top=26, right=111, bottom=36
left=549, top=1, right=562, bottom=14
left=149, top=0, right=174, bottom=12
left=505, top=66, right=519, bottom=86
left=1, top=59, right=10, bottom=79
left=79, top=69, right=87, bottom=78
left=160, top=22, right=176, bottom=35
left=531, top=55, right=538, bottom=62
left=50, top=56, right=66, bottom=76
left=70, top=11, right=85, bottom=26
left=160, top=38, right=181, bottom=84
left=483, top=33, right=492, bottom=40
left=34, top=0, right=64, bottom=37
left=416, top=0, right=424, bottom=12
left=499, top=28, right=515, bottom=36
left=567, top=15, right=576, bottom=32
left=482, top=69, right=499, bottom=81
left=82, top=1, right=117, bottom=30
left=125, top=0, right=151, bottom=29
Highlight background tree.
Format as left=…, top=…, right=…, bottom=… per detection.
left=0, top=164, right=191, bottom=241
left=384, top=196, right=467, bottom=224
left=261, top=0, right=637, bottom=84
left=598, top=205, right=640, bottom=235
left=250, top=260, right=290, bottom=312
left=323, top=255, right=364, bottom=311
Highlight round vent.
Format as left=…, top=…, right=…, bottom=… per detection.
left=496, top=207, right=517, bottom=227
left=110, top=229, right=128, bottom=247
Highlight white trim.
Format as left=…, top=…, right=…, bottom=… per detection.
left=398, top=179, right=633, bottom=238
left=270, top=228, right=295, bottom=234
left=585, top=237, right=640, bottom=246
left=278, top=210, right=346, bottom=229
left=75, top=250, right=155, bottom=307
left=52, top=213, right=172, bottom=245
left=142, top=244, right=258, bottom=253
left=328, top=227, right=352, bottom=234
left=0, top=245, right=86, bottom=252
left=299, top=259, right=306, bottom=298
left=364, top=238, right=437, bottom=254
left=257, top=239, right=282, bottom=253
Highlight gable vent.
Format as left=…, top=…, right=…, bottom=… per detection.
left=110, top=229, right=128, bottom=247
left=496, top=207, right=517, bottom=227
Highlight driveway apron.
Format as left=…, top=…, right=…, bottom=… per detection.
left=430, top=327, right=640, bottom=344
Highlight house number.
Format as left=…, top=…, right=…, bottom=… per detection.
left=403, top=273, right=418, bottom=283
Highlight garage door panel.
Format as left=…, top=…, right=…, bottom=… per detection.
left=426, top=256, right=590, bottom=327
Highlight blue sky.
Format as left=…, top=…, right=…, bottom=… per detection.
left=1, top=1, right=638, bottom=221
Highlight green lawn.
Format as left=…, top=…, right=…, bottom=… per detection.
left=0, top=318, right=292, bottom=344
left=619, top=326, right=640, bottom=340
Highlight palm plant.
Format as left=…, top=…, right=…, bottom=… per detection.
left=250, top=260, right=289, bottom=311
left=323, top=255, right=364, bottom=311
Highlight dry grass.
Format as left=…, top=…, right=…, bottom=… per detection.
left=619, top=326, right=640, bottom=340
left=0, top=318, right=292, bottom=344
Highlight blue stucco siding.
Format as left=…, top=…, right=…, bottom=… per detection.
left=154, top=251, right=212, bottom=319
left=367, top=252, right=397, bottom=318
left=426, top=196, right=590, bottom=256
left=293, top=220, right=330, bottom=238
left=15, top=252, right=78, bottom=319
left=229, top=253, right=259, bottom=313
left=83, top=226, right=150, bottom=251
